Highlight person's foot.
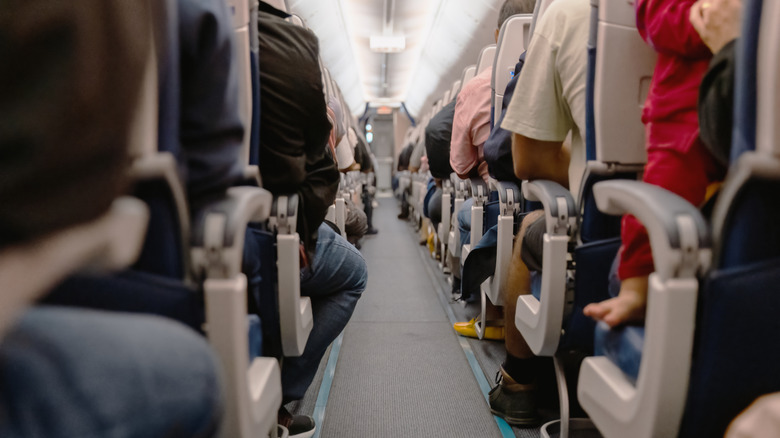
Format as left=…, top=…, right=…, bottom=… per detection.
left=366, top=227, right=378, bottom=235
left=453, top=317, right=505, bottom=340
left=278, top=407, right=316, bottom=438
left=488, top=367, right=540, bottom=427
left=397, top=211, right=409, bottom=219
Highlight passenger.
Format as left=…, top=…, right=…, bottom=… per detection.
left=451, top=0, right=535, bottom=274
left=354, top=129, right=379, bottom=235
left=583, top=0, right=727, bottom=327
left=255, top=3, right=367, bottom=434
left=396, top=144, right=414, bottom=219
left=691, top=0, right=742, bottom=167
left=424, top=98, right=457, bottom=231
left=492, top=0, right=591, bottom=425
left=0, top=1, right=224, bottom=436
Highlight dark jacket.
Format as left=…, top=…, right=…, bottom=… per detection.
left=425, top=100, right=456, bottom=179
left=699, top=39, right=736, bottom=168
left=257, top=8, right=339, bottom=255
left=484, top=53, right=526, bottom=186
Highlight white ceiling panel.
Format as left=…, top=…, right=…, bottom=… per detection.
left=287, top=0, right=504, bottom=118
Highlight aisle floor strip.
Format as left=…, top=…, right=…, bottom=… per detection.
left=312, top=332, right=344, bottom=438
left=418, top=244, right=517, bottom=438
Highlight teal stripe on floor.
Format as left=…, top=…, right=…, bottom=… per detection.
left=312, top=332, right=344, bottom=438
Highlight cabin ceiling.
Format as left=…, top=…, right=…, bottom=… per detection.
left=286, top=0, right=504, bottom=119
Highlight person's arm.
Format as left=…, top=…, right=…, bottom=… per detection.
left=636, top=0, right=712, bottom=59
left=511, top=134, right=570, bottom=188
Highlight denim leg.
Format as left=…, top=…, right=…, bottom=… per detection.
left=281, top=223, right=367, bottom=401
left=0, top=306, right=223, bottom=438
left=457, top=197, right=474, bottom=249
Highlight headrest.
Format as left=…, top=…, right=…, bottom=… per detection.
left=476, top=44, right=497, bottom=74
left=492, top=14, right=533, bottom=109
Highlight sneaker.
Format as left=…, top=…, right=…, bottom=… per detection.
left=488, top=367, right=540, bottom=427
left=366, top=228, right=378, bottom=235
left=278, top=407, right=316, bottom=438
left=453, top=317, right=505, bottom=340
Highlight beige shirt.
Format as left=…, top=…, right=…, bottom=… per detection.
left=501, top=0, right=590, bottom=197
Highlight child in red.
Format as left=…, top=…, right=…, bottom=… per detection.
left=584, top=0, right=726, bottom=326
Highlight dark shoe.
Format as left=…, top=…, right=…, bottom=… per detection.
left=279, top=407, right=316, bottom=438
left=397, top=212, right=409, bottom=219
left=488, top=367, right=540, bottom=427
left=366, top=228, right=378, bottom=235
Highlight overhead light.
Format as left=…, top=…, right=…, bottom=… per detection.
left=370, top=35, right=406, bottom=53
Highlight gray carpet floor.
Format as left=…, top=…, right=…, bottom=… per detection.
left=290, top=199, right=560, bottom=437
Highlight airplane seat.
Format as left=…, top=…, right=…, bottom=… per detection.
left=512, top=0, right=655, bottom=435
left=476, top=44, right=497, bottom=76
left=579, top=1, right=780, bottom=438
left=48, top=2, right=284, bottom=436
left=491, top=14, right=533, bottom=125
left=450, top=79, right=462, bottom=102
left=461, top=64, right=477, bottom=88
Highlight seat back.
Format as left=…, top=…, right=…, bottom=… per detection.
left=450, top=79, right=462, bottom=101
left=492, top=14, right=533, bottom=114
left=591, top=0, right=654, bottom=166
left=460, top=64, right=477, bottom=87
left=476, top=44, right=496, bottom=75
left=226, top=0, right=253, bottom=168
left=680, top=2, right=780, bottom=436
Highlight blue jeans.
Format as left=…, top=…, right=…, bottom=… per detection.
left=0, top=306, right=223, bottom=438
left=457, top=197, right=475, bottom=250
left=282, top=223, right=367, bottom=401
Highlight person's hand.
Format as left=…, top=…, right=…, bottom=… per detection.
left=690, top=0, right=742, bottom=54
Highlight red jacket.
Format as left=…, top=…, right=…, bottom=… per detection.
left=636, top=0, right=712, bottom=128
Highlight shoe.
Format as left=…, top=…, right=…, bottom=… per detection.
left=489, top=367, right=540, bottom=427
left=453, top=317, right=505, bottom=340
left=397, top=212, right=409, bottom=219
left=278, top=407, right=316, bottom=438
left=366, top=228, right=378, bottom=235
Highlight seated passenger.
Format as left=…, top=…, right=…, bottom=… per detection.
left=691, top=0, right=742, bottom=168
left=451, top=0, right=534, bottom=262
left=491, top=0, right=591, bottom=425
left=425, top=99, right=457, bottom=230
left=0, top=2, right=223, bottom=436
left=254, top=2, right=367, bottom=433
left=395, top=142, right=414, bottom=218
left=583, top=0, right=727, bottom=327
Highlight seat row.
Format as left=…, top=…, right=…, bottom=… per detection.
left=400, top=0, right=780, bottom=436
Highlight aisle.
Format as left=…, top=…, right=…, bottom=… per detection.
left=313, top=199, right=506, bottom=437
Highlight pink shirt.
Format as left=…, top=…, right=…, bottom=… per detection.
left=450, top=66, right=492, bottom=183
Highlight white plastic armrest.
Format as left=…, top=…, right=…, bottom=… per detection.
left=515, top=180, right=578, bottom=356
left=268, top=195, right=314, bottom=357
left=0, top=197, right=148, bottom=339
left=578, top=180, right=709, bottom=438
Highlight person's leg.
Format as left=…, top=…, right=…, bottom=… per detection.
left=457, top=197, right=474, bottom=250
left=282, top=223, right=367, bottom=401
left=428, top=187, right=443, bottom=230
left=489, top=211, right=545, bottom=427
left=0, top=306, right=223, bottom=438
left=362, top=185, right=376, bottom=233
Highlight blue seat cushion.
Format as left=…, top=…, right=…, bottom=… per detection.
left=680, top=257, right=780, bottom=438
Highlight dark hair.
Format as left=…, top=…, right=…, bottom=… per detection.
left=498, top=0, right=535, bottom=28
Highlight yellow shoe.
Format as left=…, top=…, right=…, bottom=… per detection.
left=453, top=317, right=505, bottom=340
